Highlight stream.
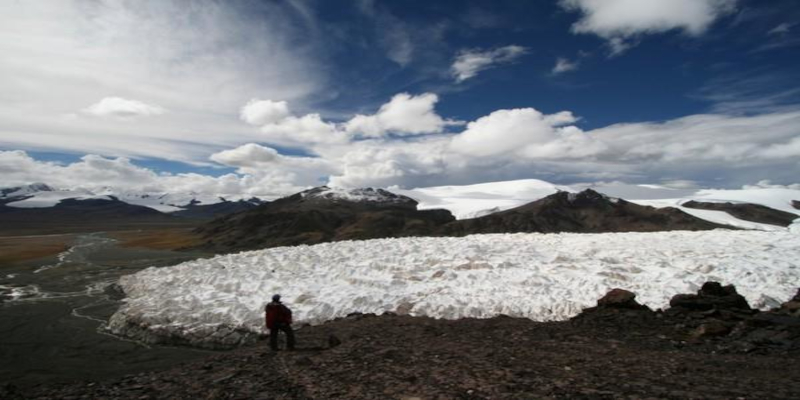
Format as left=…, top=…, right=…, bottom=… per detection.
left=0, top=233, right=216, bottom=387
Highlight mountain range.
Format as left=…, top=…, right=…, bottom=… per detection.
left=0, top=183, right=264, bottom=235
left=2, top=180, right=798, bottom=245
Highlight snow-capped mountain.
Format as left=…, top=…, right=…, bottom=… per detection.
left=301, top=186, right=415, bottom=206
left=0, top=183, right=265, bottom=214
left=0, top=183, right=110, bottom=207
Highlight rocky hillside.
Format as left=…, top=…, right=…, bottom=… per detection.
left=11, top=283, right=800, bottom=399
left=193, top=188, right=730, bottom=253
left=170, top=198, right=264, bottom=220
left=444, top=189, right=727, bottom=235
left=682, top=200, right=798, bottom=227
left=193, top=187, right=454, bottom=252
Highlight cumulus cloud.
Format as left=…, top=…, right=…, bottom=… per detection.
left=0, top=149, right=326, bottom=199
left=237, top=99, right=347, bottom=146
left=552, top=58, right=579, bottom=74
left=560, top=0, right=737, bottom=54
left=330, top=106, right=800, bottom=189
left=82, top=97, right=165, bottom=119
left=449, top=108, right=602, bottom=159
left=240, top=100, right=291, bottom=126
left=7, top=91, right=800, bottom=196
left=451, top=45, right=527, bottom=82
left=345, top=93, right=455, bottom=137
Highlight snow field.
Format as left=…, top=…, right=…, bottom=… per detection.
left=109, top=230, right=800, bottom=344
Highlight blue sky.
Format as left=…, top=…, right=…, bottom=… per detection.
left=1, top=0, right=799, bottom=196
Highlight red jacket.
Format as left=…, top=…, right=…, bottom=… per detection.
left=265, top=301, right=292, bottom=330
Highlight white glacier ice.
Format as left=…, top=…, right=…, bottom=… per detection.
left=108, top=230, right=800, bottom=346
left=396, top=179, right=574, bottom=219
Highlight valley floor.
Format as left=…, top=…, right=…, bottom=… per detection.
left=11, top=308, right=800, bottom=400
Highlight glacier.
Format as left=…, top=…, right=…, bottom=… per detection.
left=107, top=230, right=800, bottom=347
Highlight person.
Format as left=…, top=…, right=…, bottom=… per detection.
left=265, top=294, right=295, bottom=351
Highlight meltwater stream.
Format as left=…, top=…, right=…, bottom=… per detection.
left=0, top=233, right=214, bottom=386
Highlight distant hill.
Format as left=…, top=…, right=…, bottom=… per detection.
left=0, top=197, right=191, bottom=235
left=0, top=184, right=267, bottom=235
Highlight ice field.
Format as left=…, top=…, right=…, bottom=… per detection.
left=109, top=230, right=800, bottom=343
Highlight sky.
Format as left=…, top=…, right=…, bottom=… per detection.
left=1, top=0, right=799, bottom=198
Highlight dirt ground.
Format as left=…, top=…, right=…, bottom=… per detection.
left=107, top=228, right=204, bottom=251
left=0, top=234, right=74, bottom=265
left=0, top=228, right=203, bottom=266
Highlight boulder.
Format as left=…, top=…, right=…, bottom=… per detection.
left=596, top=288, right=646, bottom=309
left=669, top=282, right=751, bottom=311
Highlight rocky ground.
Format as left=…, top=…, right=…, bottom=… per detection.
left=5, top=283, right=800, bottom=399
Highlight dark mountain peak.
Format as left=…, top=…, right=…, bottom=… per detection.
left=443, top=188, right=727, bottom=235
left=543, top=189, right=621, bottom=207
left=296, top=186, right=418, bottom=208
left=244, top=197, right=265, bottom=205
left=512, top=189, right=623, bottom=213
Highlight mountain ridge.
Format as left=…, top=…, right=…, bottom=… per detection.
left=192, top=187, right=730, bottom=253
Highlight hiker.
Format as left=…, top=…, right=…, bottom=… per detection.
left=265, top=294, right=295, bottom=351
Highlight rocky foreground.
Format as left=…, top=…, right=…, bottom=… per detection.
left=6, top=283, right=800, bottom=399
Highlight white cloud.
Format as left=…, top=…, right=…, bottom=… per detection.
left=345, top=93, right=454, bottom=137
left=82, top=97, right=165, bottom=119
left=6, top=90, right=800, bottom=195
left=592, top=110, right=800, bottom=163
left=768, top=23, right=792, bottom=35
left=451, top=45, right=527, bottom=82
left=210, top=143, right=280, bottom=167
left=560, top=0, right=737, bottom=54
left=240, top=100, right=291, bottom=126
left=0, top=1, right=324, bottom=161
left=552, top=58, right=579, bottom=74
left=0, top=149, right=328, bottom=199
left=449, top=108, right=602, bottom=159
left=209, top=143, right=339, bottom=192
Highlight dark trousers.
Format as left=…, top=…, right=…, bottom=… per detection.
left=270, top=322, right=295, bottom=350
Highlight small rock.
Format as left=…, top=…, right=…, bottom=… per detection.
left=690, top=320, right=731, bottom=339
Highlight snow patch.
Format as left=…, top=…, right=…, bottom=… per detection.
left=396, top=179, right=574, bottom=219
left=108, top=230, right=800, bottom=347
